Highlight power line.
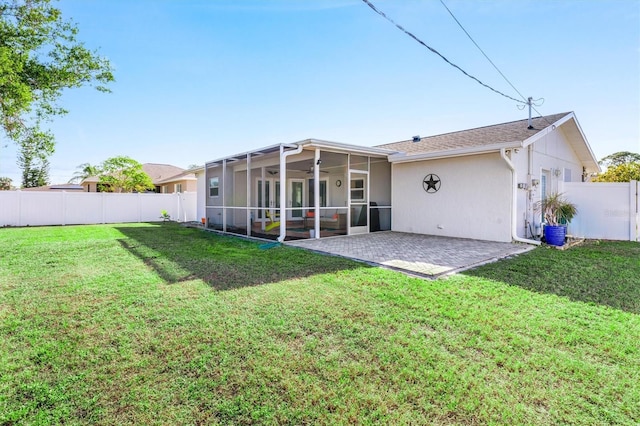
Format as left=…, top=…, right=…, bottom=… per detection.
left=437, top=1, right=558, bottom=128
left=438, top=0, right=527, bottom=103
left=361, top=0, right=526, bottom=104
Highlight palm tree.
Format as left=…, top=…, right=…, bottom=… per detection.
left=68, top=163, right=99, bottom=184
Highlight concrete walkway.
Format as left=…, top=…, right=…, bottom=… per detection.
left=286, top=231, right=534, bottom=278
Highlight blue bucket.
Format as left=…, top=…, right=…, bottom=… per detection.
left=544, top=225, right=566, bottom=246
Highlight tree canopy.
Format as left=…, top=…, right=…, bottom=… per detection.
left=68, top=162, right=98, bottom=184
left=97, top=156, right=154, bottom=193
left=598, top=151, right=640, bottom=168
left=0, top=176, right=11, bottom=190
left=592, top=162, right=640, bottom=183
left=593, top=151, right=640, bottom=182
left=0, top=0, right=113, bottom=177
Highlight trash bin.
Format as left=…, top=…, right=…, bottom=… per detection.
left=309, top=229, right=315, bottom=238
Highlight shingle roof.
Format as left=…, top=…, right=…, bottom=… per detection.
left=82, top=163, right=185, bottom=184
left=141, top=163, right=185, bottom=183
left=376, top=112, right=571, bottom=155
left=21, top=184, right=84, bottom=191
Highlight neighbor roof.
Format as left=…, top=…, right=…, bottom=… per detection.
left=21, top=184, right=84, bottom=191
left=83, top=163, right=186, bottom=184
left=141, top=163, right=185, bottom=183
left=377, top=112, right=570, bottom=155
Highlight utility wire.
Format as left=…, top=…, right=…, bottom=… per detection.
left=439, top=0, right=527, bottom=103
left=438, top=0, right=558, bottom=128
left=361, top=0, right=526, bottom=104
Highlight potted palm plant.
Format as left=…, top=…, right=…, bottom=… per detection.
left=538, top=192, right=578, bottom=246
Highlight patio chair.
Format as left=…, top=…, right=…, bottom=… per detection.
left=264, top=210, right=280, bottom=232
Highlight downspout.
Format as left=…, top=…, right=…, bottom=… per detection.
left=501, top=148, right=541, bottom=245
left=277, top=144, right=304, bottom=242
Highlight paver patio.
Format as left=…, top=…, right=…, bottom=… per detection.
left=286, top=231, right=534, bottom=277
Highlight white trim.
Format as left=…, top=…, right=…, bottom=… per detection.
left=278, top=144, right=304, bottom=242
left=521, top=112, right=600, bottom=173
left=206, top=143, right=298, bottom=167
left=388, top=141, right=521, bottom=163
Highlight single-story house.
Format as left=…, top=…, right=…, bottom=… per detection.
left=204, top=112, right=600, bottom=243
left=82, top=163, right=192, bottom=193
left=155, top=169, right=198, bottom=194
left=20, top=184, right=85, bottom=192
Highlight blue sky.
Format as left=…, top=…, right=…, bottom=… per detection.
left=1, top=0, right=638, bottom=184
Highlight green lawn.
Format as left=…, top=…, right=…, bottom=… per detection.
left=1, top=223, right=638, bottom=425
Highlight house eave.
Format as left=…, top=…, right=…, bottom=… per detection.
left=205, top=140, right=395, bottom=169
left=522, top=112, right=601, bottom=173
left=205, top=143, right=298, bottom=167
left=388, top=141, right=522, bottom=163
left=297, top=138, right=396, bottom=157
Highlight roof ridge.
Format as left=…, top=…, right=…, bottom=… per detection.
left=143, top=163, right=184, bottom=168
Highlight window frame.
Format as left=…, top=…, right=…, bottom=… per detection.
left=209, top=177, right=219, bottom=197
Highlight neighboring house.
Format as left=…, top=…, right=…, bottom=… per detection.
left=81, top=163, right=190, bottom=193
left=20, top=184, right=85, bottom=192
left=156, top=169, right=198, bottom=194
left=204, top=112, right=599, bottom=243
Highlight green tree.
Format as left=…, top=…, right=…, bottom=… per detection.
left=0, top=0, right=113, bottom=176
left=0, top=176, right=11, bottom=190
left=592, top=162, right=640, bottom=183
left=17, top=127, right=53, bottom=187
left=97, top=156, right=154, bottom=193
left=598, top=151, right=640, bottom=168
left=68, top=162, right=98, bottom=183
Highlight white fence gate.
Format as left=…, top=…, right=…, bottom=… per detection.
left=0, top=191, right=197, bottom=227
left=562, top=181, right=639, bottom=241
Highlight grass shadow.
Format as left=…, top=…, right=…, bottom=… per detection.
left=462, top=240, right=640, bottom=314
left=115, top=223, right=365, bottom=291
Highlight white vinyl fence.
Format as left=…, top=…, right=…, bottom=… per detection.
left=562, top=180, right=639, bottom=241
left=0, top=191, right=197, bottom=227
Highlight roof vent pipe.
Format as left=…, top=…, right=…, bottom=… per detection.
left=412, top=136, right=421, bottom=143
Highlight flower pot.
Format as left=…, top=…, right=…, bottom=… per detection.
left=544, top=225, right=566, bottom=246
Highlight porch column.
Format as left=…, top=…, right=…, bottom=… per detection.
left=314, top=148, right=320, bottom=239
left=261, top=166, right=266, bottom=231
left=279, top=145, right=286, bottom=240
left=246, top=153, right=251, bottom=236
left=222, top=159, right=227, bottom=232
left=278, top=144, right=303, bottom=242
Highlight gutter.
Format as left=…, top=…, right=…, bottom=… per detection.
left=277, top=144, right=304, bottom=242
left=500, top=148, right=541, bottom=246
left=389, top=141, right=521, bottom=164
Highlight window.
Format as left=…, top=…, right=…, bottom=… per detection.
left=350, top=178, right=365, bottom=202
left=308, top=179, right=327, bottom=207
left=175, top=183, right=183, bottom=193
left=209, top=177, right=219, bottom=197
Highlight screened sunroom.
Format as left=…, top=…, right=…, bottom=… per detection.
left=204, top=139, right=393, bottom=241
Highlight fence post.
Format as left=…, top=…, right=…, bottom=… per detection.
left=176, top=193, right=181, bottom=222
left=17, top=190, right=22, bottom=227
left=138, top=192, right=142, bottom=223
left=101, top=192, right=106, bottom=224
left=61, top=191, right=66, bottom=226
left=631, top=180, right=639, bottom=242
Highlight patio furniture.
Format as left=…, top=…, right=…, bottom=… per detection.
left=265, top=210, right=280, bottom=232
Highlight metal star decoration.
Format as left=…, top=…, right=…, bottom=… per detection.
left=422, top=174, right=441, bottom=193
